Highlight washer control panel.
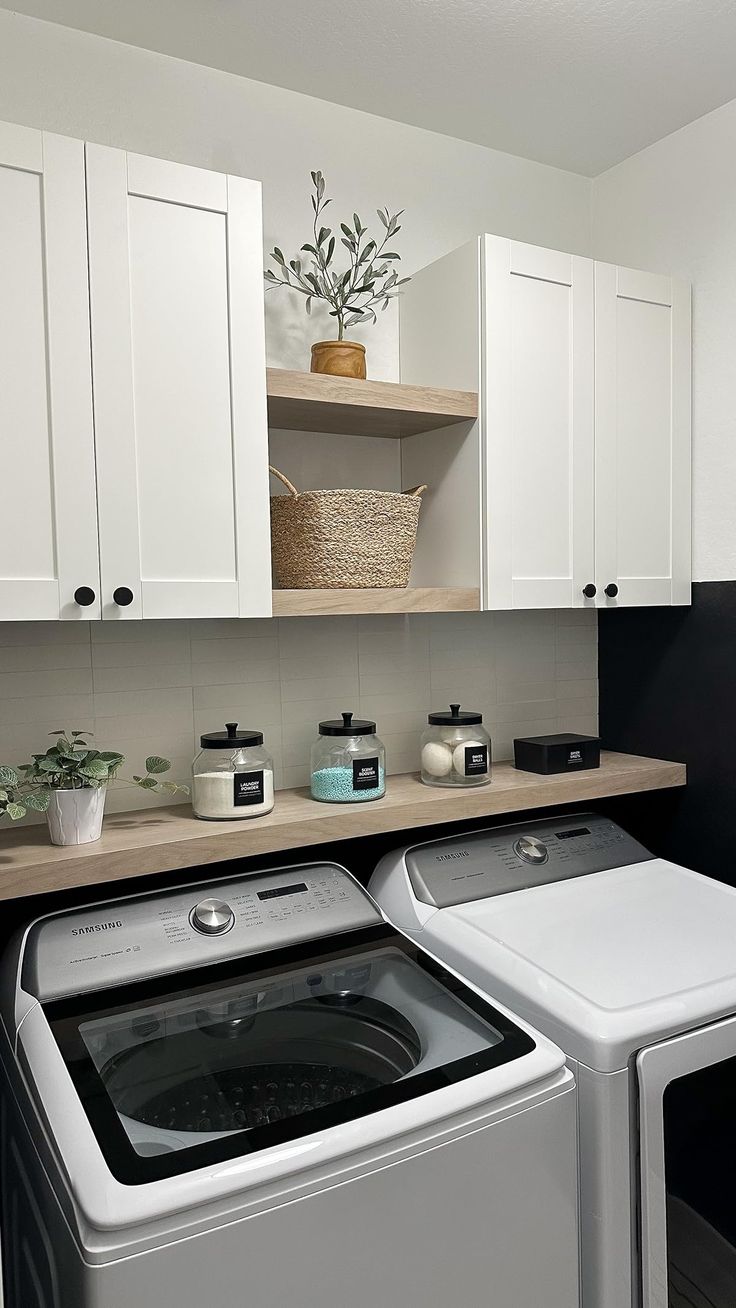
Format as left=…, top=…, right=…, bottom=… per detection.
left=513, top=835, right=548, bottom=865
left=405, top=813, right=653, bottom=909
left=24, top=863, right=381, bottom=1001
left=190, top=898, right=235, bottom=935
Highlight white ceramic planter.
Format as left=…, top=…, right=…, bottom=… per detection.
left=46, top=787, right=106, bottom=846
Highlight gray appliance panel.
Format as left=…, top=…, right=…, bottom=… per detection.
left=406, top=813, right=653, bottom=908
left=23, top=863, right=381, bottom=1001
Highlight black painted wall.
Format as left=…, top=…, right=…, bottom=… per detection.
left=598, top=581, right=736, bottom=882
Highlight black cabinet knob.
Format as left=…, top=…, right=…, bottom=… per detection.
left=73, top=586, right=96, bottom=607
left=113, top=586, right=134, bottom=607
left=582, top=583, right=597, bottom=598
left=605, top=583, right=619, bottom=598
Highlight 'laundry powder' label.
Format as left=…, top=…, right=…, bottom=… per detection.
left=234, top=770, right=265, bottom=806
left=353, top=757, right=380, bottom=791
left=465, top=744, right=489, bottom=776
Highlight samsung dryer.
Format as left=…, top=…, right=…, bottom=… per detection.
left=371, top=812, right=736, bottom=1308
left=0, top=860, right=579, bottom=1308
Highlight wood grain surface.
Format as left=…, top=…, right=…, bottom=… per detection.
left=0, top=753, right=686, bottom=902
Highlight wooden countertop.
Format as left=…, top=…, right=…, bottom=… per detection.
left=0, top=752, right=685, bottom=902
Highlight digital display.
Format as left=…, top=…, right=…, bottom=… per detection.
left=257, top=882, right=309, bottom=901
left=555, top=827, right=591, bottom=840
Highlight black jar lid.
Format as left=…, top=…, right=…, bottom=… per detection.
left=427, top=702, right=483, bottom=726
left=200, top=721, right=263, bottom=749
left=318, top=710, right=377, bottom=737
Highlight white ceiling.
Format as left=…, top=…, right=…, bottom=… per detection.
left=7, top=0, right=736, bottom=175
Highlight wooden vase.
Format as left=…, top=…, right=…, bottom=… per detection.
left=310, top=340, right=367, bottom=379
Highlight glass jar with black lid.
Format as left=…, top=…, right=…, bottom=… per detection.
left=310, top=711, right=386, bottom=803
left=420, top=703, right=492, bottom=788
left=192, top=721, right=275, bottom=820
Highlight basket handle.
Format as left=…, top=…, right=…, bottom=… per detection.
left=269, top=465, right=300, bottom=498
left=404, top=484, right=428, bottom=498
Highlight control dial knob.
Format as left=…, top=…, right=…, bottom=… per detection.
left=513, top=835, right=549, bottom=865
left=190, top=897, right=234, bottom=935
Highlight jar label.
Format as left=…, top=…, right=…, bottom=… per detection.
left=353, top=757, right=380, bottom=791
left=234, top=770, right=265, bottom=806
left=465, top=744, right=489, bottom=776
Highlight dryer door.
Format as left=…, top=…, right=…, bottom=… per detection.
left=638, top=1013, right=736, bottom=1308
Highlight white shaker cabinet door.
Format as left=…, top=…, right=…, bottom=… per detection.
left=483, top=236, right=595, bottom=609
left=86, top=146, right=271, bottom=619
left=594, top=263, right=691, bottom=607
left=0, top=122, right=100, bottom=620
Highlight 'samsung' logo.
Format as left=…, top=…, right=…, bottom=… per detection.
left=71, top=920, right=123, bottom=937
left=436, top=850, right=470, bottom=862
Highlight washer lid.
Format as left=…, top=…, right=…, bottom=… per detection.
left=42, top=923, right=550, bottom=1188
left=427, top=860, right=736, bottom=1071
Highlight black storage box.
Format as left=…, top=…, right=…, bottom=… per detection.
left=513, top=732, right=600, bottom=775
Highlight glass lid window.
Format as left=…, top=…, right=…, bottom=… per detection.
left=46, top=929, right=533, bottom=1184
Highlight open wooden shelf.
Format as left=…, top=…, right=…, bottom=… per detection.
left=266, top=368, right=478, bottom=438
left=0, top=753, right=686, bottom=902
left=272, top=587, right=481, bottom=616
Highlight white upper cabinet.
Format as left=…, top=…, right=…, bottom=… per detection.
left=0, top=122, right=100, bottom=620
left=86, top=146, right=271, bottom=619
left=594, top=263, right=691, bottom=607
left=400, top=236, right=691, bottom=611
left=483, top=236, right=595, bottom=609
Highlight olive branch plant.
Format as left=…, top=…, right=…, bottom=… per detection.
left=0, top=730, right=188, bottom=823
left=264, top=170, right=410, bottom=340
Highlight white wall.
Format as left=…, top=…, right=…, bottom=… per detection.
left=0, top=612, right=598, bottom=817
left=592, top=97, right=736, bottom=583
left=0, top=9, right=591, bottom=381
left=0, top=12, right=599, bottom=821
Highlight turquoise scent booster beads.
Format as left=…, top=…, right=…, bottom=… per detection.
left=310, top=711, right=386, bottom=804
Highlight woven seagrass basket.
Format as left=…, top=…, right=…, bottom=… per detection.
left=269, top=466, right=427, bottom=589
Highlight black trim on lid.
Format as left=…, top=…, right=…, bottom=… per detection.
left=44, top=926, right=535, bottom=1186
left=200, top=721, right=264, bottom=749
left=318, top=711, right=377, bottom=737
left=428, top=702, right=483, bottom=726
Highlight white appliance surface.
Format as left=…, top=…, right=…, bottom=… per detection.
left=370, top=812, right=736, bottom=1308
left=428, top=859, right=736, bottom=1070
left=371, top=813, right=736, bottom=1072
left=0, top=858, right=579, bottom=1308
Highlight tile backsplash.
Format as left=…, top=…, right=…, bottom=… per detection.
left=0, top=609, right=597, bottom=819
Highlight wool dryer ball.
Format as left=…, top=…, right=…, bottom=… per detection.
left=452, top=740, right=486, bottom=774
left=421, top=741, right=454, bottom=777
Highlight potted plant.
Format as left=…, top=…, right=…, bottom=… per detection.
left=264, top=170, right=410, bottom=379
left=0, top=731, right=188, bottom=846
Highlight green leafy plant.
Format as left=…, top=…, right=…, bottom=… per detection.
left=0, top=730, right=188, bottom=823
left=264, top=170, right=410, bottom=340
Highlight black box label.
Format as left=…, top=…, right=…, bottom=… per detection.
left=566, top=748, right=584, bottom=766
left=464, top=744, right=489, bottom=776
left=234, top=770, right=265, bottom=806
left=353, top=757, right=380, bottom=791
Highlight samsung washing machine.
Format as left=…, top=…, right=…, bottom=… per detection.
left=370, top=812, right=736, bottom=1308
left=0, top=859, right=579, bottom=1308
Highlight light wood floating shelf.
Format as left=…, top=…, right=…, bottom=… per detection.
left=272, top=587, right=481, bottom=616
left=266, top=368, right=478, bottom=438
left=0, top=753, right=685, bottom=902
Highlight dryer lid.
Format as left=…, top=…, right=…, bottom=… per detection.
left=429, top=860, right=736, bottom=1072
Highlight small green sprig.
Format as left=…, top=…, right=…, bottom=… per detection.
left=0, top=731, right=188, bottom=822
left=265, top=170, right=410, bottom=341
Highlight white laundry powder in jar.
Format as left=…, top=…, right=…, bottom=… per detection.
left=193, top=768, right=275, bottom=820
left=192, top=722, right=275, bottom=820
